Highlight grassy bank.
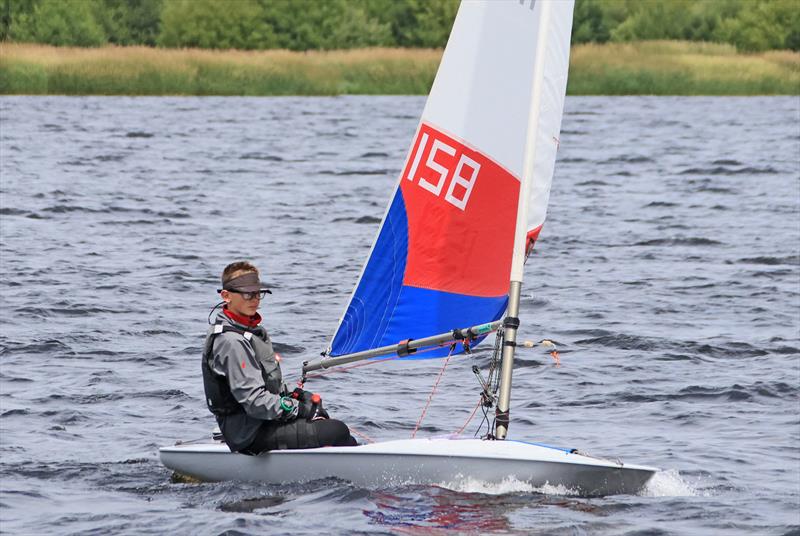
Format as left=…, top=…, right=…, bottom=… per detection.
left=569, top=41, right=799, bottom=95
left=1, top=41, right=797, bottom=96
left=0, top=45, right=441, bottom=96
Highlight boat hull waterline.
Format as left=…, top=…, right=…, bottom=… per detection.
left=159, top=438, right=656, bottom=496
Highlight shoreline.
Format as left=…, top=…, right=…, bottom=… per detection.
left=1, top=41, right=798, bottom=96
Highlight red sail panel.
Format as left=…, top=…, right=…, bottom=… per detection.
left=400, top=123, right=520, bottom=298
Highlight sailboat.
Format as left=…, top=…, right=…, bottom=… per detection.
left=160, top=0, right=657, bottom=496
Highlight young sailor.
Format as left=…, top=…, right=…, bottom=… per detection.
left=203, top=261, right=356, bottom=454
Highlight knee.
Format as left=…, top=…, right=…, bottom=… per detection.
left=328, top=419, right=351, bottom=444
left=315, top=419, right=352, bottom=447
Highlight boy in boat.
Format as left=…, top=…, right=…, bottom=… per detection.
left=202, top=261, right=356, bottom=454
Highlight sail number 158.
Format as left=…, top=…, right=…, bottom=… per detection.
left=406, top=132, right=480, bottom=211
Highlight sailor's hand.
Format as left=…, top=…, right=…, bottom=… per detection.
left=293, top=394, right=329, bottom=421
left=296, top=399, right=316, bottom=420
left=279, top=396, right=300, bottom=421
left=290, top=387, right=314, bottom=402
left=313, top=397, right=330, bottom=420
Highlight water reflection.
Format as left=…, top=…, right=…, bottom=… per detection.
left=363, top=486, right=604, bottom=534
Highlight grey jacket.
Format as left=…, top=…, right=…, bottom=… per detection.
left=207, top=310, right=289, bottom=451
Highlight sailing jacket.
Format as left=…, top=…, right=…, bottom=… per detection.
left=202, top=309, right=289, bottom=452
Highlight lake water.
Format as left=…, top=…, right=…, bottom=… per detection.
left=1, top=96, right=798, bottom=535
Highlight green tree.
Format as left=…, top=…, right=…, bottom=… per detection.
left=610, top=0, right=697, bottom=42
left=10, top=0, right=106, bottom=46
left=1, top=0, right=36, bottom=41
left=572, top=0, right=611, bottom=43
left=571, top=0, right=630, bottom=44
left=407, top=0, right=458, bottom=47
left=714, top=0, right=799, bottom=51
left=363, top=0, right=457, bottom=47
left=95, top=0, right=163, bottom=46
left=158, top=0, right=276, bottom=49
left=261, top=0, right=391, bottom=50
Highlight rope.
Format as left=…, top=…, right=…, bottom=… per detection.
left=411, top=345, right=455, bottom=438
left=453, top=399, right=482, bottom=437
left=300, top=335, right=505, bottom=441
left=301, top=355, right=400, bottom=382
left=348, top=425, right=376, bottom=444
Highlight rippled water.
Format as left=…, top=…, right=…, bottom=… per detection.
left=1, top=96, right=798, bottom=535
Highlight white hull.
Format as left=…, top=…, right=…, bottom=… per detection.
left=159, top=438, right=656, bottom=496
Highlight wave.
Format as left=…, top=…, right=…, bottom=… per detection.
left=438, top=476, right=579, bottom=496
left=240, top=153, right=284, bottom=161
left=602, top=155, right=653, bottom=164
left=632, top=237, right=723, bottom=246
left=1, top=408, right=31, bottom=417
left=680, top=166, right=779, bottom=175
left=573, top=331, right=793, bottom=361
left=320, top=169, right=394, bottom=176
left=641, top=469, right=699, bottom=497
left=616, top=382, right=798, bottom=404
left=0, top=339, right=74, bottom=356
left=576, top=179, right=610, bottom=186
left=734, top=255, right=800, bottom=266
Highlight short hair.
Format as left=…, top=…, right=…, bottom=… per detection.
left=221, top=261, right=259, bottom=286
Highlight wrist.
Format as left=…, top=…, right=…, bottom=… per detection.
left=279, top=396, right=295, bottom=413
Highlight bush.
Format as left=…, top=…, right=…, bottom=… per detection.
left=262, top=0, right=392, bottom=50
left=10, top=0, right=106, bottom=47
left=158, top=0, right=275, bottom=49
left=713, top=0, right=800, bottom=52
left=94, top=0, right=162, bottom=46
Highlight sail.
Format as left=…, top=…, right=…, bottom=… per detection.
left=328, top=0, right=574, bottom=358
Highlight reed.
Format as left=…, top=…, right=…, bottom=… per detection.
left=0, top=44, right=441, bottom=95
left=1, top=42, right=797, bottom=96
left=568, top=41, right=800, bottom=95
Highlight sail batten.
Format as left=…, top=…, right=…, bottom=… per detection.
left=328, top=0, right=574, bottom=359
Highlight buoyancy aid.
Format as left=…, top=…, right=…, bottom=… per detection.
left=201, top=322, right=284, bottom=417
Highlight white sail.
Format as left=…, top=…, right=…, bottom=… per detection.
left=423, top=0, right=574, bottom=282
left=328, top=0, right=575, bottom=357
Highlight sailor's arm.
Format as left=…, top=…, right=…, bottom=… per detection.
left=212, top=336, right=289, bottom=421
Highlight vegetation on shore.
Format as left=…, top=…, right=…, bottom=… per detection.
left=0, top=44, right=440, bottom=95
left=568, top=41, right=799, bottom=95
left=2, top=0, right=798, bottom=53
left=1, top=41, right=797, bottom=96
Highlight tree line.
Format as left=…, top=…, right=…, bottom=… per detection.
left=1, top=0, right=797, bottom=52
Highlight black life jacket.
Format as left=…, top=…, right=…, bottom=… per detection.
left=202, top=324, right=247, bottom=416
left=201, top=323, right=283, bottom=417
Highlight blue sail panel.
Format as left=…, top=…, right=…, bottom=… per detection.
left=329, top=190, right=408, bottom=356
left=329, top=189, right=508, bottom=358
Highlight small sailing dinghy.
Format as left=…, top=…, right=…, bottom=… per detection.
left=160, top=0, right=656, bottom=496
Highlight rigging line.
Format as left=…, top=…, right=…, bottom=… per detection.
left=411, top=344, right=456, bottom=439
left=348, top=425, right=376, bottom=444
left=301, top=355, right=401, bottom=382
left=453, top=399, right=482, bottom=437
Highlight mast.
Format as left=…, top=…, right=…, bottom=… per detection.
left=495, top=0, right=553, bottom=441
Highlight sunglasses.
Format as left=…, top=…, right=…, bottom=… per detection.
left=228, top=289, right=270, bottom=300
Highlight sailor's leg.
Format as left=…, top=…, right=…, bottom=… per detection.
left=246, top=419, right=355, bottom=453
left=313, top=419, right=357, bottom=447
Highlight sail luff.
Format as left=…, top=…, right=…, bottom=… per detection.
left=323, top=125, right=424, bottom=356
left=510, top=2, right=548, bottom=282
left=496, top=0, right=555, bottom=440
